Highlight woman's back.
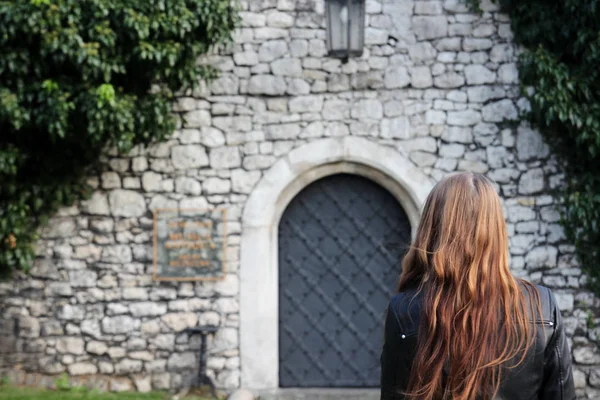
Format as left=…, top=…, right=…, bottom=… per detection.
left=380, top=283, right=575, bottom=399
left=379, top=173, right=575, bottom=400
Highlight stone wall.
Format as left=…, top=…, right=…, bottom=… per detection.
left=1, top=0, right=600, bottom=396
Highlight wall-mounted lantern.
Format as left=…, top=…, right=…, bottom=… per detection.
left=326, top=0, right=365, bottom=59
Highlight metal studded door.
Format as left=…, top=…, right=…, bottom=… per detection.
left=278, top=173, right=412, bottom=387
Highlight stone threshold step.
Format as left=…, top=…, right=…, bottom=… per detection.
left=256, top=388, right=379, bottom=400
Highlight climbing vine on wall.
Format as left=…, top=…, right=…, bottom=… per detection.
left=0, top=0, right=238, bottom=275
left=469, top=0, right=600, bottom=293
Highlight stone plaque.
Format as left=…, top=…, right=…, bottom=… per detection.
left=153, top=208, right=227, bottom=281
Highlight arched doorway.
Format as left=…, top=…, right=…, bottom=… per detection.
left=240, top=137, right=434, bottom=389
left=278, top=174, right=412, bottom=387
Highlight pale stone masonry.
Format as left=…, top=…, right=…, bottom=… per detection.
left=1, top=0, right=600, bottom=396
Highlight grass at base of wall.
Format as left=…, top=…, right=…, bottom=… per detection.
left=0, top=386, right=220, bottom=400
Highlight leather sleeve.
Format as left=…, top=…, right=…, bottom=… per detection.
left=380, top=304, right=405, bottom=400
left=540, top=288, right=576, bottom=400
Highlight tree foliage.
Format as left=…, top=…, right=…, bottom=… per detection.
left=0, top=0, right=238, bottom=275
left=468, top=0, right=600, bottom=293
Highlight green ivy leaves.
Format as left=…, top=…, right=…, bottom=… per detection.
left=0, top=0, right=238, bottom=274
left=469, top=0, right=600, bottom=292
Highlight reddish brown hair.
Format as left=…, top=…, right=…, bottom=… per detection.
left=399, top=172, right=540, bottom=400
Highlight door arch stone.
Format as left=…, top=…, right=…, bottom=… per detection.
left=240, top=137, right=434, bottom=389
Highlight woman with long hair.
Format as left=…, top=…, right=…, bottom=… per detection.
left=380, top=172, right=575, bottom=400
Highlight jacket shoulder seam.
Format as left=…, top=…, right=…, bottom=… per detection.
left=546, top=287, right=560, bottom=347
left=389, top=291, right=420, bottom=334
left=388, top=298, right=405, bottom=334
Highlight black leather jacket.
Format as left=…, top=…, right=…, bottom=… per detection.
left=381, top=284, right=575, bottom=400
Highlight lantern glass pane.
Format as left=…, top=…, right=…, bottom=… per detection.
left=349, top=0, right=365, bottom=54
left=327, top=0, right=349, bottom=53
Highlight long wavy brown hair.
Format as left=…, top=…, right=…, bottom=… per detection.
left=398, top=172, right=540, bottom=400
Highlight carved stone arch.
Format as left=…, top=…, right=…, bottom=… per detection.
left=240, top=137, right=435, bottom=389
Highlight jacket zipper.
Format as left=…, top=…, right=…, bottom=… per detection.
left=400, top=322, right=553, bottom=339
left=400, top=322, right=553, bottom=340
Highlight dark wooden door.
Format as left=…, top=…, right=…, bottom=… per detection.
left=278, top=174, right=412, bottom=387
